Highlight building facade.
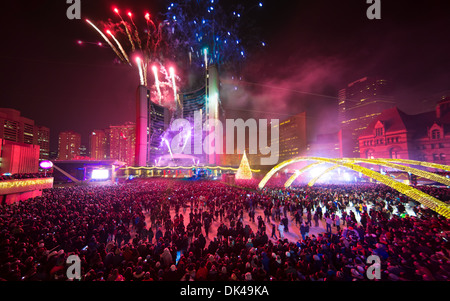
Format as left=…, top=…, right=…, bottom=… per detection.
left=57, top=131, right=81, bottom=160
left=0, top=108, right=49, bottom=173
left=109, top=122, right=136, bottom=166
left=36, top=126, right=50, bottom=160
left=338, top=76, right=395, bottom=157
left=277, top=112, right=308, bottom=163
left=0, top=108, right=50, bottom=158
left=89, top=129, right=108, bottom=160
left=359, top=97, right=450, bottom=166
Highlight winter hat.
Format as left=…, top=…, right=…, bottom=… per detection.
left=245, top=272, right=252, bottom=281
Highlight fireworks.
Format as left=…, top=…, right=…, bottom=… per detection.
left=136, top=57, right=145, bottom=86
left=85, top=19, right=123, bottom=61
left=106, top=29, right=130, bottom=65
left=152, top=65, right=162, bottom=104
left=169, top=66, right=179, bottom=107
left=162, top=0, right=265, bottom=73
left=80, top=1, right=264, bottom=108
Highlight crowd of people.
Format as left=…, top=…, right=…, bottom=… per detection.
left=0, top=178, right=449, bottom=281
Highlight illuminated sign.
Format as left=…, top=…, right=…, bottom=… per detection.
left=39, top=160, right=53, bottom=169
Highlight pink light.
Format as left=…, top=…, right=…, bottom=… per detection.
left=77, top=40, right=83, bottom=45
left=127, top=11, right=132, bottom=17
left=145, top=12, right=150, bottom=20
left=113, top=7, right=119, bottom=14
left=151, top=65, right=158, bottom=72
left=169, top=66, right=175, bottom=76
left=135, top=57, right=142, bottom=64
left=39, top=160, right=53, bottom=169
left=106, top=29, right=112, bottom=35
left=98, top=42, right=102, bottom=46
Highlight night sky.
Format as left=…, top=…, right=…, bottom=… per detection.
left=1, top=0, right=449, bottom=152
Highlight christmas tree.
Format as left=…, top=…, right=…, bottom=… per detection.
left=235, top=151, right=253, bottom=180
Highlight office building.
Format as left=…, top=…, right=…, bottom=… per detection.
left=109, top=122, right=136, bottom=166
left=276, top=112, right=308, bottom=163
left=338, top=76, right=395, bottom=157
left=136, top=86, right=170, bottom=166
left=57, top=131, right=81, bottom=160
left=90, top=129, right=108, bottom=160
left=36, top=126, right=50, bottom=159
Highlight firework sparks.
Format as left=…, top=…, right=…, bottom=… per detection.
left=161, top=0, right=264, bottom=73
left=85, top=19, right=124, bottom=60
left=169, top=66, right=179, bottom=108
left=136, top=57, right=145, bottom=85
left=106, top=29, right=131, bottom=65
left=152, top=65, right=162, bottom=104
left=113, top=7, right=136, bottom=51
left=127, top=11, right=143, bottom=51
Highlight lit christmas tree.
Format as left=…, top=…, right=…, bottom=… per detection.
left=235, top=151, right=253, bottom=180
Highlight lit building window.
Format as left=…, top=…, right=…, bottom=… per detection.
left=431, top=129, right=441, bottom=140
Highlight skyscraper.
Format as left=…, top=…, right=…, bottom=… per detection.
left=135, top=64, right=222, bottom=167
left=109, top=122, right=136, bottom=166
left=57, top=131, right=81, bottom=160
left=276, top=112, right=308, bottom=163
left=36, top=126, right=50, bottom=160
left=89, top=129, right=108, bottom=160
left=135, top=85, right=170, bottom=167
left=338, top=76, right=395, bottom=157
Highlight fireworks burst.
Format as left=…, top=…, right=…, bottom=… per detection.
left=161, top=0, right=265, bottom=73
left=83, top=6, right=180, bottom=109
left=80, top=1, right=264, bottom=108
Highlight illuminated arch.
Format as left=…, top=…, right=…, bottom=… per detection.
left=283, top=157, right=450, bottom=189
left=284, top=162, right=325, bottom=188
left=375, top=158, right=450, bottom=171
left=340, top=158, right=450, bottom=186
left=307, top=165, right=339, bottom=186
left=259, top=157, right=450, bottom=218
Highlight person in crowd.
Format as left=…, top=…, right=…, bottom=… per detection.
left=0, top=179, right=448, bottom=282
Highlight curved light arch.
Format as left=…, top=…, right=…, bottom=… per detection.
left=259, top=157, right=450, bottom=218
left=282, top=157, right=450, bottom=190
left=307, top=165, right=339, bottom=187
left=340, top=158, right=450, bottom=186
left=284, top=162, right=325, bottom=188
left=365, top=158, right=450, bottom=171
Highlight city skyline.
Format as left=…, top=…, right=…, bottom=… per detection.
left=1, top=0, right=449, bottom=154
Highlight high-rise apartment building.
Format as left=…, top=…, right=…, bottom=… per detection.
left=109, top=122, right=136, bottom=166
left=338, top=76, right=395, bottom=157
left=89, top=129, right=108, bottom=160
left=276, top=112, right=308, bottom=163
left=57, top=131, right=81, bottom=160
left=36, top=126, right=50, bottom=159
left=0, top=108, right=36, bottom=145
